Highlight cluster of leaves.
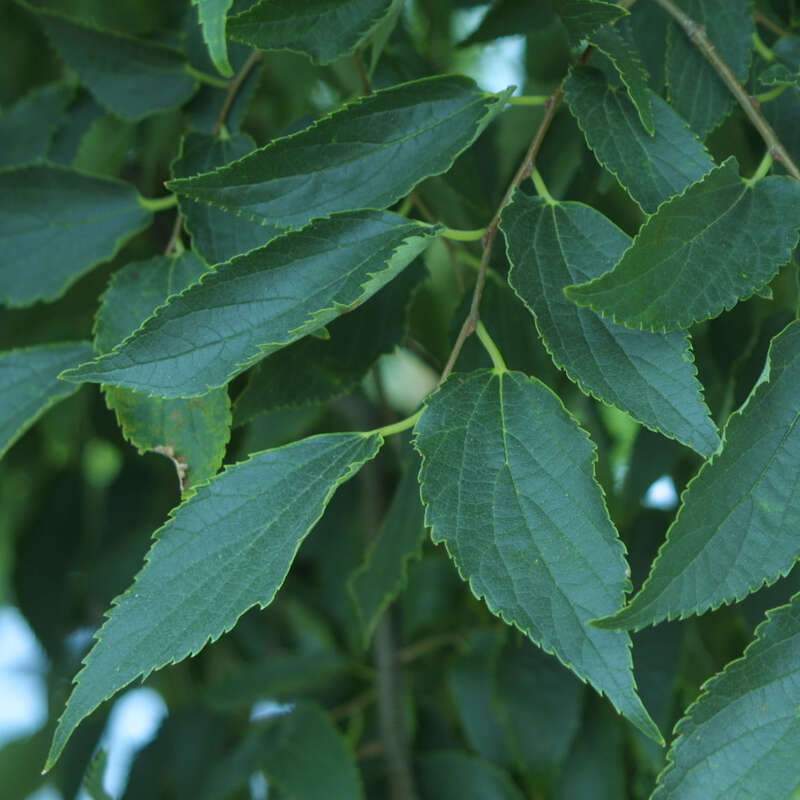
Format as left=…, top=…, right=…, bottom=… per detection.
left=2, top=0, right=800, bottom=797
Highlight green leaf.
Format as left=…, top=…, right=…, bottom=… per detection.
left=45, top=430, right=383, bottom=768
left=413, top=369, right=660, bottom=742
left=82, top=749, right=112, bottom=800
left=36, top=7, right=199, bottom=121
left=0, top=82, right=73, bottom=168
left=565, top=158, right=800, bottom=332
left=652, top=591, right=800, bottom=799
left=588, top=23, right=654, bottom=134
left=347, top=455, right=426, bottom=646
left=227, top=0, right=394, bottom=64
left=502, top=192, right=719, bottom=456
left=63, top=211, right=441, bottom=397
left=595, top=320, right=800, bottom=631
left=564, top=67, right=714, bottom=213
left=46, top=89, right=104, bottom=166
left=172, top=132, right=271, bottom=265
left=417, top=752, right=526, bottom=800
left=72, top=113, right=137, bottom=178
left=0, top=341, right=92, bottom=459
left=95, top=253, right=231, bottom=489
left=168, top=76, right=511, bottom=231
left=233, top=261, right=423, bottom=424
left=555, top=0, right=627, bottom=45
left=0, top=164, right=152, bottom=307
left=459, top=0, right=556, bottom=47
left=192, top=0, right=234, bottom=77
left=665, top=0, right=753, bottom=136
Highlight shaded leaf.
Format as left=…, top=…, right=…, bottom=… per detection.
left=653, top=591, right=800, bottom=799
left=596, top=320, right=800, bottom=630
left=46, top=431, right=383, bottom=767
left=566, top=158, right=800, bottom=331
left=0, top=165, right=152, bottom=307
left=564, top=66, right=714, bottom=213
left=0, top=341, right=92, bottom=459
left=459, top=0, right=556, bottom=47
left=192, top=0, right=234, bottom=77
left=413, top=369, right=660, bottom=741
left=555, top=0, right=627, bottom=45
left=502, top=192, right=719, bottom=456
left=417, top=752, right=525, bottom=800
left=63, top=212, right=441, bottom=397
left=95, top=253, right=231, bottom=488
left=169, top=75, right=511, bottom=232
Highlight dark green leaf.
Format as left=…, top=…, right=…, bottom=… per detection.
left=0, top=341, right=92, bottom=458
left=227, top=0, right=394, bottom=64
left=46, top=89, right=105, bottom=166
left=36, top=7, right=199, bottom=121
left=566, top=158, right=800, bottom=331
left=0, top=164, right=152, bottom=306
left=414, top=369, right=660, bottom=741
left=459, top=0, right=556, bottom=47
left=653, top=591, right=800, bottom=798
left=555, top=0, right=627, bottom=45
left=95, top=253, right=231, bottom=489
left=596, top=320, right=800, bottom=630
left=192, top=0, right=234, bottom=77
left=0, top=82, right=73, bottom=168
left=417, top=752, right=525, bottom=800
left=169, top=76, right=511, bottom=232
left=172, top=132, right=272, bottom=265
left=46, top=430, right=383, bottom=768
left=502, top=192, right=719, bottom=456
left=665, top=0, right=753, bottom=136
left=565, top=67, right=714, bottom=213
left=63, top=212, right=441, bottom=397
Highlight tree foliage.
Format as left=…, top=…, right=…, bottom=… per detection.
left=2, top=0, right=800, bottom=797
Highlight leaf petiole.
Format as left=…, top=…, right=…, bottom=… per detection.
left=365, top=409, right=423, bottom=439
left=138, top=193, right=179, bottom=212
left=442, top=227, right=486, bottom=242
left=476, top=320, right=507, bottom=372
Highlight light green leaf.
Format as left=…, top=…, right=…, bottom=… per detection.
left=192, top=0, right=234, bottom=77
left=652, top=591, right=800, bottom=799
left=45, top=431, right=383, bottom=769
left=95, top=253, right=231, bottom=489
left=36, top=7, right=199, bottom=121
left=63, top=211, right=441, bottom=397
left=227, top=0, right=394, bottom=64
left=502, top=192, right=719, bottom=456
left=0, top=342, right=93, bottom=459
left=665, top=0, right=753, bottom=136
left=555, top=0, right=627, bottom=45
left=564, top=66, right=714, bottom=213
left=0, top=164, right=152, bottom=307
left=566, top=158, right=800, bottom=331
left=172, top=132, right=271, bottom=265
left=233, top=261, right=423, bottom=423
left=595, top=320, right=800, bottom=631
left=168, top=76, right=511, bottom=231
left=0, top=83, right=73, bottom=168
left=417, top=752, right=526, bottom=800
left=589, top=23, right=654, bottom=134
left=413, top=369, right=660, bottom=742
left=347, top=456, right=426, bottom=646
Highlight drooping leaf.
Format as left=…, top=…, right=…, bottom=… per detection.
left=94, top=253, right=231, bottom=488
left=0, top=165, right=152, bottom=307
left=0, top=82, right=73, bottom=168
left=555, top=0, right=627, bottom=45
left=192, top=0, right=234, bottom=77
left=595, top=320, right=800, bottom=631
left=413, top=368, right=660, bottom=742
left=502, top=192, right=719, bottom=456
left=233, top=261, right=424, bottom=424
left=347, top=455, right=426, bottom=646
left=0, top=341, right=92, bottom=459
left=566, top=158, right=800, bottom=331
left=45, top=431, right=383, bottom=768
left=227, top=0, right=393, bottom=64
left=652, top=591, right=800, bottom=799
left=564, top=67, right=714, bottom=213
left=63, top=211, right=441, bottom=397
left=36, top=7, right=199, bottom=121
left=665, top=0, right=753, bottom=136
left=417, top=752, right=526, bottom=800
left=172, top=132, right=270, bottom=265
left=588, top=22, right=654, bottom=134
left=168, top=76, right=511, bottom=231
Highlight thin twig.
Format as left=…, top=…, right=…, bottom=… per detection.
left=396, top=632, right=467, bottom=664
left=212, top=50, right=263, bottom=136
left=753, top=9, right=792, bottom=39
left=651, top=0, right=800, bottom=181
left=353, top=50, right=373, bottom=95
left=163, top=213, right=184, bottom=255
